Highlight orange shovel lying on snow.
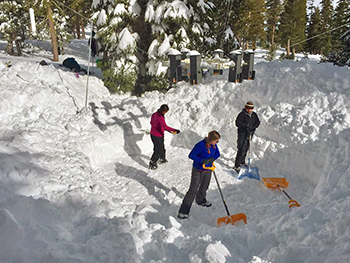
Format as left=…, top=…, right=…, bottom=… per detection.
left=203, top=163, right=247, bottom=227
left=262, top=177, right=289, bottom=189
left=262, top=177, right=300, bottom=208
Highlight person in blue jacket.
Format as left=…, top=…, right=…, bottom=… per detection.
left=178, top=130, right=221, bottom=219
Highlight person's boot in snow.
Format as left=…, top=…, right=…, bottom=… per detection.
left=196, top=199, right=212, bottom=207
left=149, top=161, right=157, bottom=170
left=233, top=166, right=240, bottom=173
left=158, top=158, right=168, bottom=164
left=177, top=212, right=189, bottom=219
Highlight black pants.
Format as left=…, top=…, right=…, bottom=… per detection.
left=150, top=135, right=165, bottom=163
left=235, top=132, right=250, bottom=168
left=178, top=168, right=212, bottom=214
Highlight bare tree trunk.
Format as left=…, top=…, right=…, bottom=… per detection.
left=271, top=25, right=275, bottom=45
left=76, top=18, right=81, bottom=39
left=15, top=39, right=22, bottom=56
left=252, top=40, right=256, bottom=51
left=48, top=7, right=59, bottom=61
left=287, top=39, right=291, bottom=57
left=5, top=41, right=14, bottom=55
left=81, top=18, right=85, bottom=38
left=236, top=34, right=242, bottom=49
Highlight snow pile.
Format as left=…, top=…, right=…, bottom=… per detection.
left=1, top=46, right=350, bottom=262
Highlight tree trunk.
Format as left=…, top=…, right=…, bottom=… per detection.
left=81, top=18, right=85, bottom=38
left=287, top=39, right=291, bottom=57
left=5, top=41, right=14, bottom=55
left=76, top=18, right=81, bottom=39
left=133, top=0, right=154, bottom=95
left=271, top=25, right=275, bottom=45
left=15, top=39, right=22, bottom=56
left=48, top=7, right=59, bottom=61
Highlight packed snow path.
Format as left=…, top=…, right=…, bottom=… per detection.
left=0, top=53, right=350, bottom=262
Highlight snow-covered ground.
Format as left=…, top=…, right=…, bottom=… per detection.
left=0, top=39, right=350, bottom=263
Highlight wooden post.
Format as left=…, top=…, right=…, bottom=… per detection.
left=287, top=39, right=290, bottom=57
left=48, top=7, right=59, bottom=61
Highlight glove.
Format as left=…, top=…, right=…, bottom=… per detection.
left=246, top=124, right=253, bottom=133
left=202, top=158, right=215, bottom=164
left=171, top=129, right=180, bottom=134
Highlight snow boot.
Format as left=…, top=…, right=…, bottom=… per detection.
left=233, top=167, right=240, bottom=173
left=177, top=213, right=189, bottom=219
left=158, top=159, right=168, bottom=164
left=197, top=200, right=212, bottom=207
left=149, top=161, right=158, bottom=170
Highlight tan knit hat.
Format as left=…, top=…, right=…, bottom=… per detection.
left=245, top=101, right=254, bottom=109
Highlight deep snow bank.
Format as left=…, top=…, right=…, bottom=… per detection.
left=1, top=57, right=350, bottom=263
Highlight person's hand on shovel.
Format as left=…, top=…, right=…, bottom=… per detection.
left=202, top=158, right=215, bottom=165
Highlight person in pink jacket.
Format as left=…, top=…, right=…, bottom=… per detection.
left=149, top=104, right=180, bottom=169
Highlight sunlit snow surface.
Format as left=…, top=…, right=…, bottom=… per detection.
left=0, top=39, right=350, bottom=263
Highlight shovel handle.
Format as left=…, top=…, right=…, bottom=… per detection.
left=277, top=184, right=301, bottom=208
left=288, top=200, right=300, bottom=207
left=202, top=163, right=216, bottom=171
left=202, top=163, right=231, bottom=217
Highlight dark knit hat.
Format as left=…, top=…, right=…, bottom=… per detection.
left=245, top=101, right=254, bottom=109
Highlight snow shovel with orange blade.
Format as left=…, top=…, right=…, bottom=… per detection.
left=262, top=178, right=300, bottom=208
left=276, top=184, right=300, bottom=208
left=262, top=177, right=289, bottom=189
left=203, top=163, right=247, bottom=227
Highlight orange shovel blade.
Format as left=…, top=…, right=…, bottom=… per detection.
left=217, top=213, right=247, bottom=227
left=262, top=177, right=289, bottom=189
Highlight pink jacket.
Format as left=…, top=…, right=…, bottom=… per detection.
left=150, top=111, right=176, bottom=137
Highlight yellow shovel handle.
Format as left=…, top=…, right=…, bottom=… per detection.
left=202, top=163, right=216, bottom=171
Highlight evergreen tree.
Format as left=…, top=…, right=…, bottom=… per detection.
left=210, top=0, right=241, bottom=54
left=266, top=0, right=282, bottom=46
left=93, top=0, right=213, bottom=95
left=306, top=7, right=323, bottom=54
left=65, top=0, right=93, bottom=39
left=278, top=0, right=307, bottom=52
left=0, top=0, right=92, bottom=58
left=335, top=6, right=350, bottom=65
left=0, top=0, right=30, bottom=55
left=235, top=0, right=265, bottom=50
left=247, top=0, right=266, bottom=50
left=320, top=0, right=333, bottom=55
left=340, top=29, right=350, bottom=64
left=331, top=0, right=350, bottom=52
left=184, top=0, right=214, bottom=55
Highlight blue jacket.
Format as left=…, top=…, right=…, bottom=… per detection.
left=189, top=139, right=220, bottom=170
